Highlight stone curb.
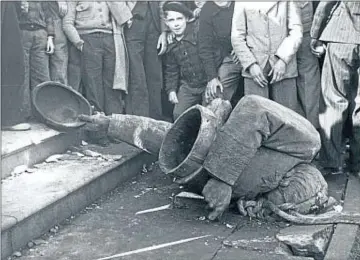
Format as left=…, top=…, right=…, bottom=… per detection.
left=324, top=175, right=360, bottom=260
left=1, top=147, right=155, bottom=259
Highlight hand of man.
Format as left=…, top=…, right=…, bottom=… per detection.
left=57, top=1, right=68, bottom=17
left=78, top=112, right=110, bottom=133
left=269, top=58, right=286, bottom=84
left=249, top=63, right=267, bottom=88
left=46, top=37, right=55, bottom=54
left=157, top=31, right=168, bottom=55
left=205, top=78, right=223, bottom=103
left=231, top=50, right=240, bottom=64
left=202, top=178, right=232, bottom=221
left=193, top=7, right=202, bottom=18
left=310, top=39, right=326, bottom=58
left=127, top=18, right=133, bottom=29
left=168, top=91, right=179, bottom=104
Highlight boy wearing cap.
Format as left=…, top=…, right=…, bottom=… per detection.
left=163, top=1, right=208, bottom=120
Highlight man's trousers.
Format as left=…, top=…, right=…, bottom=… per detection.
left=319, top=42, right=360, bottom=172
left=296, top=32, right=321, bottom=129
left=21, top=28, right=50, bottom=118
left=124, top=8, right=163, bottom=120
left=49, top=19, right=68, bottom=84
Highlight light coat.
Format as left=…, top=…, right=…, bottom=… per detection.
left=231, top=2, right=303, bottom=79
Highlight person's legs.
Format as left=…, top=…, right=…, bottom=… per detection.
left=103, top=34, right=124, bottom=115
left=319, top=43, right=358, bottom=169
left=173, top=83, right=204, bottom=120
left=67, top=42, right=82, bottom=92
left=244, top=78, right=269, bottom=98
left=29, top=29, right=50, bottom=89
left=271, top=77, right=299, bottom=113
left=20, top=29, right=33, bottom=119
left=124, top=17, right=148, bottom=117
left=81, top=33, right=104, bottom=112
left=49, top=19, right=68, bottom=84
left=349, top=65, right=360, bottom=172
left=144, top=17, right=163, bottom=120
left=217, top=57, right=243, bottom=102
left=296, top=32, right=321, bottom=128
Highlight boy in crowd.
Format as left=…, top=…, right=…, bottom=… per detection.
left=198, top=1, right=243, bottom=106
left=16, top=1, right=55, bottom=119
left=163, top=1, right=208, bottom=120
left=231, top=2, right=303, bottom=112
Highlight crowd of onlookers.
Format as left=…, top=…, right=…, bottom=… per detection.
left=1, top=1, right=359, bottom=176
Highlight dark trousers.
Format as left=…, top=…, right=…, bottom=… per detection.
left=319, top=43, right=360, bottom=171
left=218, top=56, right=243, bottom=104
left=296, top=32, right=321, bottom=129
left=81, top=33, right=123, bottom=115
left=244, top=62, right=299, bottom=113
left=173, top=82, right=206, bottom=120
left=49, top=19, right=68, bottom=84
left=67, top=42, right=82, bottom=93
left=124, top=9, right=163, bottom=119
left=21, top=28, right=50, bottom=118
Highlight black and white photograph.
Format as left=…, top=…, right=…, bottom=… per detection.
left=1, top=1, right=360, bottom=259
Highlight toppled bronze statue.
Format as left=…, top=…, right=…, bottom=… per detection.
left=79, top=95, right=360, bottom=225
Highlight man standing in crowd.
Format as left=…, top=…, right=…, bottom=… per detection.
left=198, top=1, right=243, bottom=106
left=231, top=2, right=303, bottom=112
left=63, top=1, right=132, bottom=116
left=124, top=1, right=168, bottom=120
left=311, top=2, right=360, bottom=175
left=296, top=2, right=321, bottom=129
left=16, top=1, right=55, bottom=120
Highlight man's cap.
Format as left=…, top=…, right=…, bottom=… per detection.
left=163, top=1, right=194, bottom=19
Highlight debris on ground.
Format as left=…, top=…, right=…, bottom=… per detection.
left=12, top=251, right=22, bottom=257
left=94, top=235, right=211, bottom=260
left=45, top=154, right=64, bottom=163
left=223, top=236, right=293, bottom=256
left=11, top=165, right=28, bottom=175
left=81, top=140, right=88, bottom=146
left=276, top=224, right=333, bottom=260
left=135, top=204, right=172, bottom=215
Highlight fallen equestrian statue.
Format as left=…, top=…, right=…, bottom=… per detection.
left=79, top=95, right=360, bottom=225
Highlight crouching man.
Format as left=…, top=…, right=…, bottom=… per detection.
left=79, top=95, right=327, bottom=221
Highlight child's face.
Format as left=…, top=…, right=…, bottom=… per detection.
left=165, top=11, right=188, bottom=37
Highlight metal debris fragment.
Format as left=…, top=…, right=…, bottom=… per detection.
left=175, top=191, right=204, bottom=200
left=94, top=235, right=211, bottom=260
left=12, top=165, right=28, bottom=175
left=82, top=149, right=102, bottom=157
left=135, top=204, right=171, bottom=215
left=45, top=154, right=63, bottom=163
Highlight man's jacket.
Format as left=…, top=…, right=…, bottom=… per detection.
left=311, top=1, right=360, bottom=44
left=231, top=2, right=303, bottom=79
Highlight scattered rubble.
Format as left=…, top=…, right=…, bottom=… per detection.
left=12, top=251, right=22, bottom=257
left=45, top=154, right=64, bottom=163
left=12, top=165, right=28, bottom=175
left=223, top=236, right=293, bottom=256
left=135, top=204, right=171, bottom=215
left=276, top=224, right=333, bottom=260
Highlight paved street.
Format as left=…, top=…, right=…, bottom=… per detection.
left=17, top=163, right=296, bottom=260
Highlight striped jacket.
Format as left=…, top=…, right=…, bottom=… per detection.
left=311, top=1, right=360, bottom=44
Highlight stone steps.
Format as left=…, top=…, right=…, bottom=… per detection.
left=1, top=140, right=154, bottom=259
left=1, top=122, right=82, bottom=179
